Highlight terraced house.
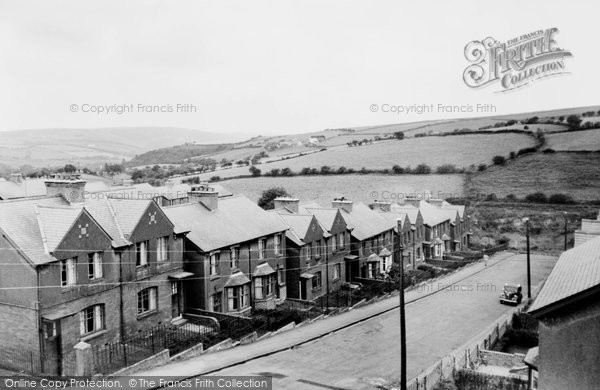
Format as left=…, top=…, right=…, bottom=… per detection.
left=0, top=174, right=187, bottom=375
left=272, top=198, right=352, bottom=300
left=329, top=197, right=396, bottom=281
left=163, top=185, right=289, bottom=315
left=371, top=201, right=415, bottom=269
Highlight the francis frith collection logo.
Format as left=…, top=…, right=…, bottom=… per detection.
left=463, top=28, right=572, bottom=92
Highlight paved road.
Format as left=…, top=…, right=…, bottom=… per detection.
left=205, top=253, right=557, bottom=389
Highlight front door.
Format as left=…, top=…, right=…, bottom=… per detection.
left=171, top=282, right=181, bottom=318
left=42, top=320, right=61, bottom=375
left=300, top=280, right=307, bottom=300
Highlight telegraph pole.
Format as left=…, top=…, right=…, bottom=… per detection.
left=398, top=219, right=407, bottom=390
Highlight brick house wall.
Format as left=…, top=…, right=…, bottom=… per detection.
left=538, top=296, right=600, bottom=390
left=184, top=232, right=286, bottom=314
left=0, top=233, right=40, bottom=351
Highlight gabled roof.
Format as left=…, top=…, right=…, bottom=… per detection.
left=36, top=205, right=84, bottom=252
left=377, top=210, right=408, bottom=233
left=529, top=236, right=600, bottom=316
left=164, top=195, right=288, bottom=252
left=0, top=195, right=168, bottom=265
left=338, top=202, right=395, bottom=241
left=275, top=213, right=320, bottom=246
left=303, top=207, right=339, bottom=232
left=440, top=201, right=466, bottom=219
left=395, top=200, right=452, bottom=227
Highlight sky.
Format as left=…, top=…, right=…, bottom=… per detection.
left=0, top=0, right=598, bottom=138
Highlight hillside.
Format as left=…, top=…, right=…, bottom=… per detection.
left=0, top=127, right=235, bottom=168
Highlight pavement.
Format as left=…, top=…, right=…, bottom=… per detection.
left=136, top=252, right=557, bottom=389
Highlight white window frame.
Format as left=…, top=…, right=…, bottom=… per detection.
left=258, top=238, right=266, bottom=260
left=80, top=305, right=104, bottom=336
left=137, top=287, right=158, bottom=315
left=274, top=234, right=282, bottom=255
left=209, top=252, right=220, bottom=276
left=87, top=252, right=103, bottom=280
left=333, top=263, right=341, bottom=280
left=136, top=241, right=149, bottom=267
left=157, top=236, right=169, bottom=262
left=230, top=247, right=239, bottom=269
left=61, top=258, right=76, bottom=287
left=338, top=233, right=345, bottom=249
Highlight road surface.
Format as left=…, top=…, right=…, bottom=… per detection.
left=205, top=253, right=557, bottom=389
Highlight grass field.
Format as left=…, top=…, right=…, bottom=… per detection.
left=546, top=129, right=600, bottom=151
left=466, top=152, right=600, bottom=201
left=220, top=174, right=465, bottom=204
left=191, top=133, right=534, bottom=180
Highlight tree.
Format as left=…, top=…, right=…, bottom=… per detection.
left=566, top=115, right=582, bottom=130
left=394, top=131, right=405, bottom=140
left=525, top=192, right=548, bottom=203
left=249, top=166, right=261, bottom=177
left=413, top=164, right=431, bottom=174
left=492, top=155, right=506, bottom=165
left=63, top=164, right=77, bottom=173
left=392, top=165, right=404, bottom=174
left=258, top=187, right=291, bottom=210
left=131, top=170, right=144, bottom=181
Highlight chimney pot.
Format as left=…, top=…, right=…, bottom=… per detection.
left=371, top=200, right=392, bottom=212
left=332, top=197, right=353, bottom=213
left=44, top=173, right=86, bottom=204
left=188, top=184, right=219, bottom=210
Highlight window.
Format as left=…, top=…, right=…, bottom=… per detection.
left=87, top=252, right=103, bottom=280
left=157, top=236, right=169, bottom=262
left=210, top=293, right=222, bottom=312
left=338, top=232, right=345, bottom=248
left=210, top=252, right=219, bottom=276
left=367, top=262, right=380, bottom=278
left=254, top=275, right=275, bottom=299
left=171, top=282, right=178, bottom=295
left=60, top=258, right=76, bottom=287
left=312, top=272, right=322, bottom=290
left=306, top=245, right=311, bottom=261
left=230, top=247, right=239, bottom=269
left=274, top=234, right=282, bottom=255
left=137, top=287, right=158, bottom=315
left=277, top=268, right=285, bottom=285
left=43, top=321, right=57, bottom=339
left=136, top=241, right=149, bottom=267
left=332, top=234, right=337, bottom=252
left=258, top=239, right=266, bottom=260
left=333, top=263, right=341, bottom=280
left=313, top=241, right=320, bottom=259
left=80, top=305, right=104, bottom=335
left=227, top=284, right=250, bottom=311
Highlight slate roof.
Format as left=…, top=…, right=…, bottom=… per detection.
left=529, top=236, right=600, bottom=315
left=303, top=207, right=339, bottom=232
left=0, top=178, right=111, bottom=200
left=395, top=200, right=452, bottom=227
left=275, top=213, right=318, bottom=246
left=337, top=202, right=396, bottom=241
left=440, top=201, right=466, bottom=219
left=164, top=195, right=288, bottom=252
left=0, top=195, right=162, bottom=265
left=377, top=210, right=408, bottom=233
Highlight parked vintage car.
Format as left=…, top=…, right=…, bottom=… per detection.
left=500, top=283, right=523, bottom=305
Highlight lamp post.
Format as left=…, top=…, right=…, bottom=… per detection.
left=411, top=225, right=416, bottom=270
left=563, top=212, right=568, bottom=251
left=523, top=217, right=532, bottom=299
left=397, top=219, right=407, bottom=390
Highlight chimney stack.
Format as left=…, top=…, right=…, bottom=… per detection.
left=188, top=184, right=219, bottom=210
left=402, top=197, right=422, bottom=208
left=332, top=196, right=353, bottom=213
left=371, top=200, right=392, bottom=212
left=274, top=197, right=300, bottom=213
left=122, top=179, right=133, bottom=187
left=165, top=178, right=175, bottom=188
left=45, top=173, right=86, bottom=204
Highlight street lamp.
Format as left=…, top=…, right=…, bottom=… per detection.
left=563, top=212, right=568, bottom=251
left=411, top=225, right=416, bottom=270
left=522, top=217, right=532, bottom=299
left=397, top=219, right=407, bottom=390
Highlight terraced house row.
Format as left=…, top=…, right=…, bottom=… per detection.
left=0, top=174, right=470, bottom=374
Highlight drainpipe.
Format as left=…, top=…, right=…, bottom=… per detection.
left=119, top=250, right=125, bottom=341
left=325, top=238, right=329, bottom=314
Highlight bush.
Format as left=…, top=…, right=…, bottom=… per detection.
left=542, top=148, right=556, bottom=154
left=477, top=164, right=487, bottom=171
left=209, top=176, right=221, bottom=182
left=492, top=155, right=506, bottom=165
left=413, top=163, right=432, bottom=174
left=505, top=194, right=517, bottom=201
left=392, top=164, right=404, bottom=174
left=548, top=193, right=575, bottom=204
left=436, top=164, right=459, bottom=174
left=525, top=192, right=548, bottom=203
left=258, top=187, right=291, bottom=210
left=249, top=166, right=261, bottom=177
